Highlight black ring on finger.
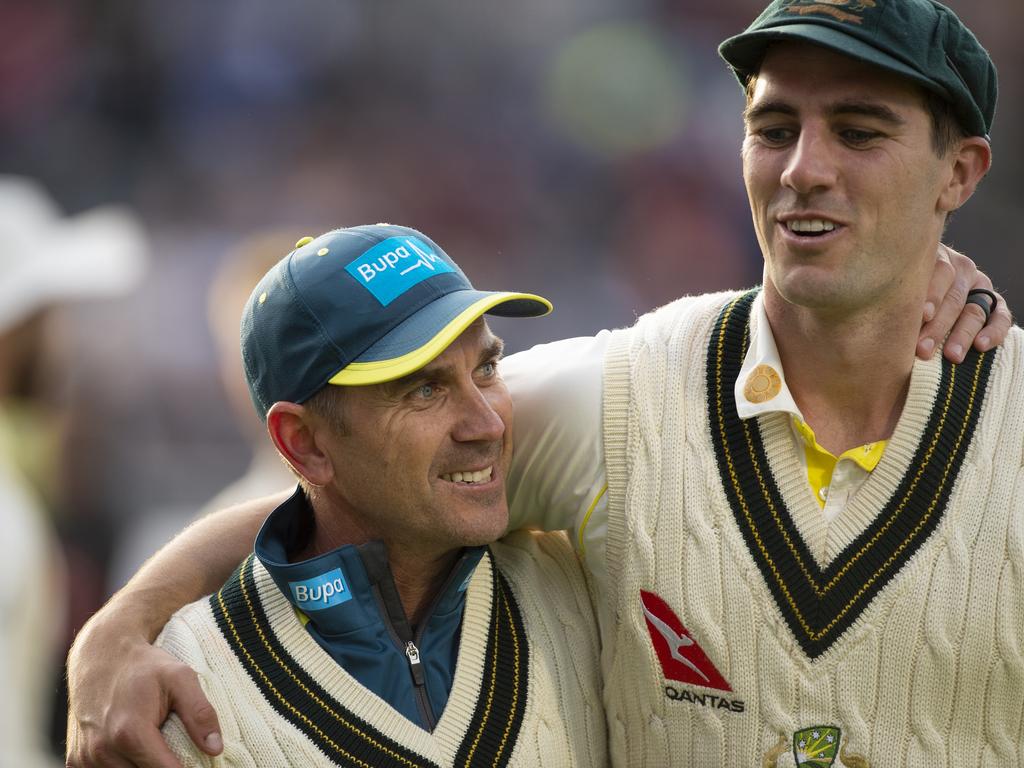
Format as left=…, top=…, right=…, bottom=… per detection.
left=966, top=288, right=997, bottom=323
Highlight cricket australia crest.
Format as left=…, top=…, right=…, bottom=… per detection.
left=780, top=0, right=876, bottom=24
left=762, top=725, right=870, bottom=768
left=793, top=726, right=840, bottom=766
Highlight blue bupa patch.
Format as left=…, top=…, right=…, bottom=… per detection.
left=344, top=236, right=455, bottom=306
left=288, top=568, right=352, bottom=611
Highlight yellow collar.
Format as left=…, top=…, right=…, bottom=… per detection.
left=734, top=292, right=887, bottom=508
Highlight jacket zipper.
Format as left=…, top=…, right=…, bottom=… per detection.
left=401, top=561, right=468, bottom=730
left=405, top=640, right=425, bottom=686
left=373, top=595, right=437, bottom=730
left=361, top=543, right=473, bottom=732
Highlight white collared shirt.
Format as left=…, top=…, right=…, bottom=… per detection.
left=734, top=293, right=884, bottom=521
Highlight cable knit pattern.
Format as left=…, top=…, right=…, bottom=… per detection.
left=601, top=290, right=1024, bottom=767
left=157, top=530, right=605, bottom=767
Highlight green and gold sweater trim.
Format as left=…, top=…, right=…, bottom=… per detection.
left=707, top=290, right=994, bottom=659
left=210, top=551, right=529, bottom=768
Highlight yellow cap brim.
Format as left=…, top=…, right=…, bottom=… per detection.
left=327, top=292, right=552, bottom=386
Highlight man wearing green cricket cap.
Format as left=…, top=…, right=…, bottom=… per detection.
left=519, top=2, right=1016, bottom=764
left=564, top=0, right=1014, bottom=763
left=66, top=3, right=1020, bottom=768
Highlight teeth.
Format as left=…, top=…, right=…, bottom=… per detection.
left=787, top=219, right=836, bottom=233
left=440, top=466, right=493, bottom=484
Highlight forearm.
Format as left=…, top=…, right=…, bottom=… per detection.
left=66, top=491, right=289, bottom=766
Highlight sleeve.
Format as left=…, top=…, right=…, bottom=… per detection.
left=503, top=331, right=610, bottom=535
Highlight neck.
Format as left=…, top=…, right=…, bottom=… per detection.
left=763, top=284, right=922, bottom=455
left=388, top=548, right=462, bottom=625
left=298, top=490, right=460, bottom=625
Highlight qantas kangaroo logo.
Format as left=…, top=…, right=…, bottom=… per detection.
left=640, top=590, right=732, bottom=692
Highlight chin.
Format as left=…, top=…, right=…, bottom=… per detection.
left=459, top=510, right=510, bottom=547
left=772, top=268, right=854, bottom=310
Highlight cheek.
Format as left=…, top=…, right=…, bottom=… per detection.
left=741, top=146, right=758, bottom=190
left=484, top=382, right=514, bottom=431
left=400, top=423, right=458, bottom=487
left=742, top=154, right=778, bottom=211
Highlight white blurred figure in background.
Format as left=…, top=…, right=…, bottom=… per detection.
left=0, top=176, right=146, bottom=768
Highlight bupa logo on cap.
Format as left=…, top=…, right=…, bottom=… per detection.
left=289, top=568, right=352, bottom=611
left=344, top=236, right=455, bottom=306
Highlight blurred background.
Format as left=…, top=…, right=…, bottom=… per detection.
left=0, top=0, right=1019, bottom=759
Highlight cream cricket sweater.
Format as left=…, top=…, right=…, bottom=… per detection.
left=157, top=530, right=606, bottom=767
left=601, top=289, right=1024, bottom=767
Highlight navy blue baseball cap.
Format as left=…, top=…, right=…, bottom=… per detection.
left=240, top=224, right=552, bottom=418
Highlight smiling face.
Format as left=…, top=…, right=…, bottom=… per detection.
left=316, top=318, right=512, bottom=557
left=742, top=42, right=960, bottom=317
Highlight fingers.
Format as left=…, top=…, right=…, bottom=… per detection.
left=67, top=710, right=187, bottom=768
left=108, top=725, right=189, bottom=768
left=917, top=247, right=970, bottom=360
left=67, top=744, right=138, bottom=768
left=66, top=630, right=203, bottom=768
left=937, top=298, right=988, bottom=363
left=66, top=726, right=138, bottom=768
left=917, top=244, right=1012, bottom=362
left=974, top=289, right=1012, bottom=352
left=72, top=725, right=186, bottom=768
left=166, top=666, right=223, bottom=756
left=921, top=244, right=956, bottom=325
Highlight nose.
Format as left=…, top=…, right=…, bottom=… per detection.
left=779, top=126, right=837, bottom=195
left=451, top=383, right=507, bottom=444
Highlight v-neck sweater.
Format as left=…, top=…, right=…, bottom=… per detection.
left=157, top=530, right=606, bottom=767
left=600, top=289, right=1023, bottom=767
left=252, top=489, right=485, bottom=731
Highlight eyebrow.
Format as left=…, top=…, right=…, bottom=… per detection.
left=744, top=99, right=907, bottom=127
left=481, top=336, right=505, bottom=363
left=380, top=336, right=506, bottom=395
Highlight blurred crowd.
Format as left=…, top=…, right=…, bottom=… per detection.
left=0, top=0, right=1020, bottom=760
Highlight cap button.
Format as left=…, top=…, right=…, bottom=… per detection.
left=295, top=236, right=315, bottom=248
left=743, top=364, right=782, bottom=404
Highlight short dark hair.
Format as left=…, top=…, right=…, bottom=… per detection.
left=923, top=89, right=968, bottom=156
left=743, top=75, right=968, bottom=157
left=303, top=385, right=349, bottom=435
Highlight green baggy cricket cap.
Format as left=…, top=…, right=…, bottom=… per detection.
left=718, top=0, right=997, bottom=140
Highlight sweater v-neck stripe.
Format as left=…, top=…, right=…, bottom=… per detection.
left=707, top=289, right=994, bottom=659
left=210, top=550, right=530, bottom=767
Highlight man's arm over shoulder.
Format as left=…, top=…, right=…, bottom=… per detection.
left=504, top=332, right=610, bottom=533
left=66, top=491, right=287, bottom=768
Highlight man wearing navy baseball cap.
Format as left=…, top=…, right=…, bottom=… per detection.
left=146, top=224, right=606, bottom=765
left=241, top=224, right=552, bottom=408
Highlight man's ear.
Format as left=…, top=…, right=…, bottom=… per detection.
left=938, top=136, right=992, bottom=213
left=266, top=402, right=335, bottom=487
